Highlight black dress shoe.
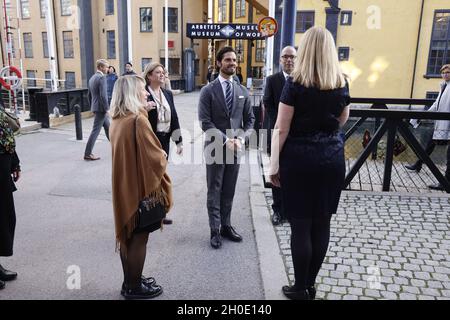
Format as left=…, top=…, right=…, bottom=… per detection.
left=121, top=276, right=157, bottom=295
left=163, top=218, right=173, bottom=225
left=405, top=163, right=422, bottom=172
left=122, top=283, right=163, bottom=300
left=307, top=286, right=317, bottom=300
left=271, top=212, right=281, bottom=226
left=221, top=226, right=243, bottom=242
left=0, top=265, right=17, bottom=281
left=429, top=183, right=445, bottom=191
left=0, top=280, right=4, bottom=290
left=282, top=285, right=310, bottom=300
left=210, top=229, right=222, bottom=249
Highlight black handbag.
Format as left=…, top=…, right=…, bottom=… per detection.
left=134, top=116, right=167, bottom=229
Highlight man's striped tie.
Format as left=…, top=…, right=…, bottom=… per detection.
left=225, top=81, right=233, bottom=115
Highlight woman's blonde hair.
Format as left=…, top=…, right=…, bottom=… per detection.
left=291, top=26, right=347, bottom=90
left=110, top=75, right=146, bottom=119
left=142, top=62, right=165, bottom=86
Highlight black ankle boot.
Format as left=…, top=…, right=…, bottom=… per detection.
left=282, top=285, right=310, bottom=300
left=405, top=162, right=422, bottom=172
left=307, top=286, right=316, bottom=300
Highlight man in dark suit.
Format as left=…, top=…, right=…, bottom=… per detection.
left=84, top=59, right=110, bottom=161
left=263, top=46, right=297, bottom=225
left=198, top=46, right=255, bottom=249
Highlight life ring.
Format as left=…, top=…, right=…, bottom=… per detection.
left=0, top=66, right=23, bottom=91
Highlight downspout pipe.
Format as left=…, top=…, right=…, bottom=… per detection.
left=410, top=0, right=425, bottom=100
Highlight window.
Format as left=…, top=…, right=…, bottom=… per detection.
left=20, top=0, right=30, bottom=19
left=141, top=58, right=152, bottom=72
left=256, top=40, right=266, bottom=62
left=338, top=47, right=350, bottom=61
left=60, top=0, right=72, bottom=16
left=23, top=33, right=33, bottom=58
left=140, top=8, right=153, bottom=32
left=105, top=0, right=114, bottom=15
left=427, top=11, right=450, bottom=75
left=40, top=0, right=47, bottom=18
left=296, top=11, right=314, bottom=33
left=26, top=70, right=36, bottom=87
left=236, top=39, right=244, bottom=63
left=426, top=92, right=439, bottom=100
left=65, top=72, right=76, bottom=89
left=218, top=0, right=226, bottom=22
left=106, top=30, right=116, bottom=59
left=160, top=58, right=180, bottom=75
left=235, top=0, right=246, bottom=19
left=63, top=31, right=74, bottom=58
left=45, top=71, right=52, bottom=89
left=10, top=37, right=16, bottom=58
left=42, top=32, right=49, bottom=58
left=163, top=8, right=178, bottom=33
left=341, top=11, right=352, bottom=25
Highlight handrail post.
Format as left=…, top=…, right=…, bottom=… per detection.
left=383, top=120, right=398, bottom=191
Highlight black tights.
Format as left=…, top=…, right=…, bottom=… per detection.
left=289, top=216, right=332, bottom=290
left=119, top=232, right=150, bottom=289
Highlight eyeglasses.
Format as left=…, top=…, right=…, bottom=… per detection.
left=282, top=55, right=297, bottom=60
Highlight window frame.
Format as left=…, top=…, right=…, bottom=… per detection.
left=62, top=31, right=74, bottom=58
left=105, top=0, right=114, bottom=16
left=140, top=7, right=153, bottom=32
left=39, top=0, right=47, bottom=19
left=255, top=40, right=266, bottom=63
left=338, top=47, right=350, bottom=61
left=163, top=7, right=178, bottom=33
left=425, top=10, right=450, bottom=78
left=106, top=30, right=116, bottom=59
left=141, top=58, right=152, bottom=72
left=60, top=0, right=72, bottom=16
left=20, top=0, right=31, bottom=19
left=23, top=32, right=33, bottom=58
left=65, top=72, right=76, bottom=89
left=26, top=70, right=36, bottom=87
left=42, top=32, right=49, bottom=58
left=340, top=10, right=352, bottom=26
left=296, top=11, right=315, bottom=33
left=218, top=0, right=227, bottom=22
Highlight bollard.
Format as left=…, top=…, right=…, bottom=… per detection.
left=74, top=104, right=83, bottom=141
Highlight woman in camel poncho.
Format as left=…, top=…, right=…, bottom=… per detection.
left=110, top=75, right=173, bottom=299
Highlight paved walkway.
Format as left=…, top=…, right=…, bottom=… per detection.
left=265, top=191, right=450, bottom=300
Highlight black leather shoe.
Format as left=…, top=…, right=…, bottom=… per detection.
left=210, top=229, right=222, bottom=249
left=282, top=285, right=310, bottom=300
left=0, top=265, right=17, bottom=281
left=163, top=218, right=173, bottom=225
left=221, top=226, right=243, bottom=242
left=405, top=163, right=422, bottom=172
left=307, top=286, right=317, bottom=300
left=429, top=183, right=445, bottom=191
left=121, top=276, right=157, bottom=295
left=0, top=280, right=4, bottom=290
left=271, top=212, right=281, bottom=226
left=122, top=283, right=163, bottom=300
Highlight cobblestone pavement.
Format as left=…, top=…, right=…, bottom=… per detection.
left=265, top=192, right=450, bottom=300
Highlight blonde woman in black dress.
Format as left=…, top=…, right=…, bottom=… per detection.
left=270, top=26, right=350, bottom=300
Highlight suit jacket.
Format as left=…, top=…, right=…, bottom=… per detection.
left=263, top=71, right=287, bottom=129
left=88, top=72, right=109, bottom=113
left=146, top=87, right=183, bottom=145
left=198, top=78, right=255, bottom=147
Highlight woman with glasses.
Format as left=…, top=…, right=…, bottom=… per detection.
left=269, top=26, right=350, bottom=300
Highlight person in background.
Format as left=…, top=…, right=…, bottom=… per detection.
left=269, top=26, right=350, bottom=300
left=405, top=64, right=450, bottom=190
left=235, top=67, right=243, bottom=86
left=263, top=45, right=297, bottom=226
left=143, top=62, right=183, bottom=225
left=123, top=62, right=137, bottom=76
left=110, top=75, right=173, bottom=299
left=206, top=66, right=214, bottom=84
left=106, top=66, right=118, bottom=105
left=0, top=103, right=21, bottom=290
left=84, top=59, right=110, bottom=161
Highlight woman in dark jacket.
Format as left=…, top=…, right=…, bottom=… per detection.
left=0, top=105, right=21, bottom=290
left=142, top=62, right=183, bottom=225
left=106, top=66, right=118, bottom=104
left=269, top=26, right=350, bottom=300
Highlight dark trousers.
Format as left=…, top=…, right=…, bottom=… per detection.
left=289, top=216, right=332, bottom=290
left=84, top=112, right=110, bottom=156
left=206, top=163, right=240, bottom=230
left=415, top=137, right=450, bottom=177
left=156, top=132, right=171, bottom=159
left=271, top=187, right=285, bottom=219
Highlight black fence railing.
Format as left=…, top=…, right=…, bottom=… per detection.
left=345, top=98, right=450, bottom=193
